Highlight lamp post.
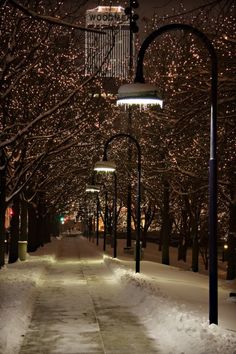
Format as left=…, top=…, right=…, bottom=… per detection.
left=113, top=172, right=117, bottom=258
left=94, top=162, right=118, bottom=258
left=96, top=196, right=99, bottom=246
left=94, top=162, right=117, bottom=257
left=93, top=162, right=114, bottom=252
left=125, top=0, right=139, bottom=250
left=85, top=183, right=100, bottom=245
left=95, top=133, right=142, bottom=273
left=117, top=24, right=218, bottom=325
left=103, top=190, right=108, bottom=252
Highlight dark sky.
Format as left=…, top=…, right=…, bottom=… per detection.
left=130, top=0, right=209, bottom=18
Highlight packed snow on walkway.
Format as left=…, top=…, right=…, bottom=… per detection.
left=0, top=235, right=236, bottom=354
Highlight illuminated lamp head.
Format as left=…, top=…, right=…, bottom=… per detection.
left=94, top=160, right=116, bottom=173
left=85, top=185, right=100, bottom=193
left=116, top=82, right=163, bottom=108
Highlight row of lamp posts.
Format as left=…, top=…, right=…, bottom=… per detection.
left=86, top=23, right=218, bottom=325
left=94, top=133, right=142, bottom=273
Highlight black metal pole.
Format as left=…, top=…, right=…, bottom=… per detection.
left=134, top=23, right=218, bottom=324
left=103, top=191, right=108, bottom=252
left=209, top=57, right=218, bottom=324
left=104, top=133, right=142, bottom=273
left=96, top=195, right=99, bottom=246
left=113, top=173, right=117, bottom=258
left=126, top=0, right=134, bottom=249
left=136, top=148, right=141, bottom=273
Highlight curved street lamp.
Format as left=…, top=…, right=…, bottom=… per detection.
left=85, top=183, right=100, bottom=245
left=117, top=23, right=218, bottom=325
left=93, top=164, right=112, bottom=253
left=94, top=161, right=117, bottom=257
left=95, top=133, right=142, bottom=273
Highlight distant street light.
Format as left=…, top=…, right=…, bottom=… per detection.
left=117, top=23, right=218, bottom=325
left=85, top=183, right=100, bottom=245
left=94, top=161, right=116, bottom=173
left=94, top=160, right=117, bottom=257
left=85, top=184, right=100, bottom=193
left=95, top=133, right=142, bottom=273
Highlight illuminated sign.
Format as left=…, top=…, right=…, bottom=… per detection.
left=86, top=6, right=129, bottom=26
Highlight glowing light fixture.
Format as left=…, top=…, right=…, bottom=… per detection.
left=117, top=82, right=163, bottom=107
left=94, top=160, right=116, bottom=172
left=85, top=184, right=100, bottom=193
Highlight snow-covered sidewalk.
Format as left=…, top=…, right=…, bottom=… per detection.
left=0, top=235, right=236, bottom=354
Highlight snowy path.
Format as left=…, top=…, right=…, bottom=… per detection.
left=19, top=237, right=159, bottom=354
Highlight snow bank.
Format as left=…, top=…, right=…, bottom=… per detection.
left=0, top=254, right=55, bottom=354
left=104, top=256, right=236, bottom=354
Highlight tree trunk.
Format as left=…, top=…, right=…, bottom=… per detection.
left=178, top=234, right=184, bottom=261
left=8, top=196, right=20, bottom=263
left=191, top=218, right=199, bottom=272
left=141, top=228, right=147, bottom=248
left=182, top=240, right=188, bottom=262
left=28, top=204, right=38, bottom=252
left=0, top=149, right=7, bottom=268
left=0, top=206, right=6, bottom=268
left=126, top=182, right=132, bottom=248
left=52, top=212, right=59, bottom=237
left=36, top=210, right=45, bottom=247
left=162, top=180, right=170, bottom=265
left=49, top=210, right=59, bottom=237
left=226, top=166, right=236, bottom=280
left=178, top=208, right=188, bottom=261
left=36, top=197, right=47, bottom=247
left=44, top=212, right=51, bottom=244
left=20, top=198, right=28, bottom=241
left=158, top=227, right=162, bottom=251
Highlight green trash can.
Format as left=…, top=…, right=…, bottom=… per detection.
left=18, top=241, right=28, bottom=261
left=134, top=241, right=143, bottom=260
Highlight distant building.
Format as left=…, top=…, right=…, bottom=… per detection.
left=85, top=6, right=131, bottom=78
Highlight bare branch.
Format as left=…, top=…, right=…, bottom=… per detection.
left=7, top=0, right=106, bottom=34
